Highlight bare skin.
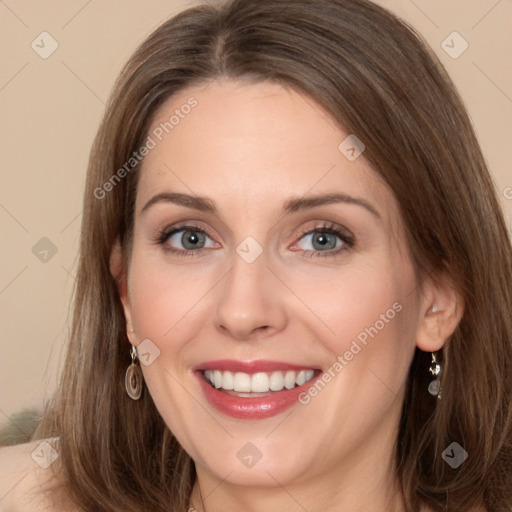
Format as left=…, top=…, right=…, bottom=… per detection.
left=0, top=439, right=74, bottom=511
left=114, top=79, right=464, bottom=512
left=0, top=80, right=467, bottom=512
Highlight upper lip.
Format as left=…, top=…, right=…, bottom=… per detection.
left=194, top=359, right=318, bottom=373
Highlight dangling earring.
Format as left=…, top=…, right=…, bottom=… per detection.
left=125, top=345, right=143, bottom=400
left=428, top=351, right=442, bottom=399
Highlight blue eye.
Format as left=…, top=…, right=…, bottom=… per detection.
left=157, top=227, right=217, bottom=255
left=155, top=222, right=354, bottom=258
left=169, top=229, right=209, bottom=250
left=298, top=231, right=341, bottom=251
left=292, top=224, right=354, bottom=257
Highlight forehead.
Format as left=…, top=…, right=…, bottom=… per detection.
left=136, top=79, right=396, bottom=222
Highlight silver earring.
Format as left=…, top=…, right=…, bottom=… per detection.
left=125, top=345, right=143, bottom=400
left=428, top=352, right=442, bottom=399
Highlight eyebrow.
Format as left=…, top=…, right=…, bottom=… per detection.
left=282, top=193, right=381, bottom=219
left=141, top=192, right=216, bottom=214
left=140, top=192, right=381, bottom=219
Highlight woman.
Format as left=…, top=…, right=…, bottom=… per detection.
left=1, top=0, right=510, bottom=510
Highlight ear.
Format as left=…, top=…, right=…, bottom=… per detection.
left=415, top=274, right=464, bottom=352
left=110, top=240, right=136, bottom=345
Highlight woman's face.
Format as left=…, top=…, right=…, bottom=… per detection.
left=120, top=80, right=428, bottom=491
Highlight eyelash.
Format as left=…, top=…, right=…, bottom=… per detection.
left=154, top=223, right=217, bottom=258
left=154, top=221, right=355, bottom=258
left=293, top=222, right=355, bottom=258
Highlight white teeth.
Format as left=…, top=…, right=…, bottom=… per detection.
left=233, top=372, right=251, bottom=392
left=284, top=371, right=296, bottom=389
left=251, top=372, right=270, bottom=392
left=296, top=370, right=306, bottom=386
left=269, top=371, right=284, bottom=391
left=213, top=370, right=223, bottom=389
left=222, top=371, right=234, bottom=390
left=203, top=369, right=316, bottom=393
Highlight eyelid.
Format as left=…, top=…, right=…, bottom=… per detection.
left=288, top=221, right=355, bottom=257
left=154, top=221, right=220, bottom=254
left=155, top=219, right=354, bottom=258
left=291, top=221, right=354, bottom=244
left=159, top=221, right=217, bottom=241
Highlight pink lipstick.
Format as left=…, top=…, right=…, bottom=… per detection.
left=194, top=360, right=321, bottom=419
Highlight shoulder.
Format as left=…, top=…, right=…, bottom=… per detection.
left=0, top=438, right=76, bottom=512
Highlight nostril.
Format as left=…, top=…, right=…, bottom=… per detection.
left=252, top=325, right=273, bottom=338
left=217, top=323, right=274, bottom=341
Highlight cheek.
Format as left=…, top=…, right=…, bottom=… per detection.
left=289, top=257, right=419, bottom=445
left=127, top=251, right=218, bottom=343
left=340, top=265, right=418, bottom=402
left=291, top=255, right=416, bottom=355
left=125, top=253, right=218, bottom=451
left=289, top=252, right=420, bottom=412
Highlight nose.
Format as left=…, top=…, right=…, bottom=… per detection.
left=214, top=249, right=288, bottom=341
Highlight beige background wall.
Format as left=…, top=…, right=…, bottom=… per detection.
left=1, top=0, right=511, bottom=426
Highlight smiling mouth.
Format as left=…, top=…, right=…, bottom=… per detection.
left=203, top=369, right=317, bottom=396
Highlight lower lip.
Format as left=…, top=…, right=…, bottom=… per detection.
left=196, top=372, right=321, bottom=420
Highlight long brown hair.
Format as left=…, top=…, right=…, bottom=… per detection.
left=35, top=0, right=512, bottom=510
